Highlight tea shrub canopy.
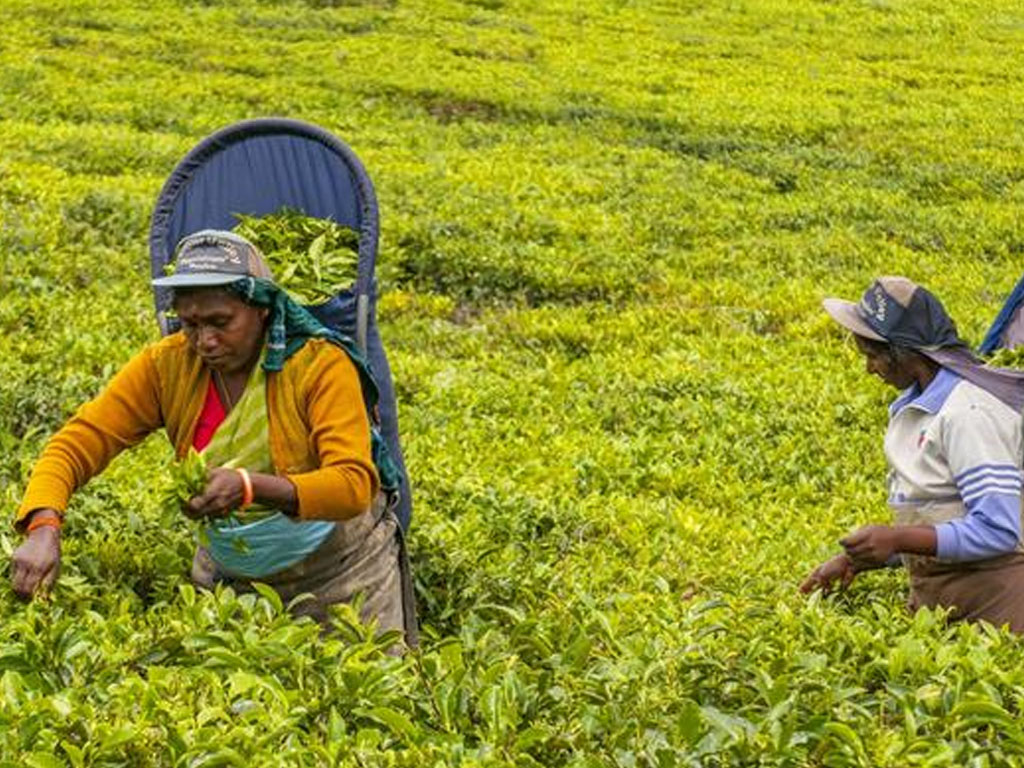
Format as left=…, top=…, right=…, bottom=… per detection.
left=3, top=0, right=1024, bottom=765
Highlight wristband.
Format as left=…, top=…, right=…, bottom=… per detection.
left=26, top=515, right=61, bottom=534
left=236, top=468, right=254, bottom=510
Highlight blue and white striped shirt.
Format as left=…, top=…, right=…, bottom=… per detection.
left=886, top=368, right=1024, bottom=562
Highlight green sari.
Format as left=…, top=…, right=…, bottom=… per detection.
left=201, top=356, right=336, bottom=579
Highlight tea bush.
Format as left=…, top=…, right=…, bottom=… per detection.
left=3, top=0, right=1024, bottom=764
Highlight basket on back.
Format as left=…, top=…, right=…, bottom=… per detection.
left=148, top=118, right=412, bottom=530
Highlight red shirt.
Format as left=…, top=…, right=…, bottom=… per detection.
left=193, top=378, right=227, bottom=451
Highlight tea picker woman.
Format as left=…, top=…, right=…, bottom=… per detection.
left=10, top=230, right=416, bottom=645
left=801, top=276, right=1024, bottom=633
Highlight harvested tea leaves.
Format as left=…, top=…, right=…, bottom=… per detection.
left=986, top=346, right=1024, bottom=369
left=233, top=208, right=359, bottom=305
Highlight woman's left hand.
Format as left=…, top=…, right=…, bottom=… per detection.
left=185, top=468, right=244, bottom=520
left=840, top=525, right=898, bottom=568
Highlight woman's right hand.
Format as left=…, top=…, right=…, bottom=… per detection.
left=185, top=467, right=243, bottom=521
left=800, top=553, right=858, bottom=595
left=11, top=511, right=62, bottom=600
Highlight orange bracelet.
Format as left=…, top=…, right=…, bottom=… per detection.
left=26, top=515, right=62, bottom=534
left=236, top=468, right=254, bottom=510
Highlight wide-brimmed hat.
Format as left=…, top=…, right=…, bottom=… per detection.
left=152, top=230, right=273, bottom=288
left=823, top=276, right=965, bottom=350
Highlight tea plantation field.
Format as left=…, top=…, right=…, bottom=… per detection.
left=4, top=0, right=1024, bottom=764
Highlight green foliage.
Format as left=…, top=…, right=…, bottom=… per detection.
left=4, top=0, right=1024, bottom=765
left=163, top=447, right=208, bottom=512
left=233, top=208, right=359, bottom=304
left=985, top=345, right=1024, bottom=370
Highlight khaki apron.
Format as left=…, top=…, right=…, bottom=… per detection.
left=894, top=499, right=1024, bottom=633
left=192, top=492, right=418, bottom=646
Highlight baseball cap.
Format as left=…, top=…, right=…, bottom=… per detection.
left=823, top=276, right=964, bottom=350
left=152, top=229, right=273, bottom=288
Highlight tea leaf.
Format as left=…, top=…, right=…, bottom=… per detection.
left=233, top=209, right=359, bottom=305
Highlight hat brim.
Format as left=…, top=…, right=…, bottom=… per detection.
left=822, top=298, right=887, bottom=342
left=151, top=272, right=245, bottom=288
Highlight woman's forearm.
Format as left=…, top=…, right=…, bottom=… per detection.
left=891, top=525, right=938, bottom=556
left=17, top=349, right=163, bottom=527
left=251, top=473, right=298, bottom=516
left=842, top=524, right=936, bottom=567
left=186, top=469, right=299, bottom=520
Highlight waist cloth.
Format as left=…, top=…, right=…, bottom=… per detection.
left=894, top=499, right=1024, bottom=633
left=191, top=492, right=418, bottom=647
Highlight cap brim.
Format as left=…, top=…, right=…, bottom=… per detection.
left=822, top=298, right=887, bottom=342
left=151, top=272, right=245, bottom=288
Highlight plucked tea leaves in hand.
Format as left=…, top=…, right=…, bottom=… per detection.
left=163, top=448, right=208, bottom=511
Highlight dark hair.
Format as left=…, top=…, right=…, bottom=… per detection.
left=854, top=335, right=933, bottom=369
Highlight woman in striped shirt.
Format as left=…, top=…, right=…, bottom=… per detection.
left=802, top=277, right=1024, bottom=633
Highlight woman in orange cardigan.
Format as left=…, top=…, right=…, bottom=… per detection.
left=11, top=230, right=415, bottom=644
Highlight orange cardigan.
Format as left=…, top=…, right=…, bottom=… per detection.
left=16, top=334, right=379, bottom=528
